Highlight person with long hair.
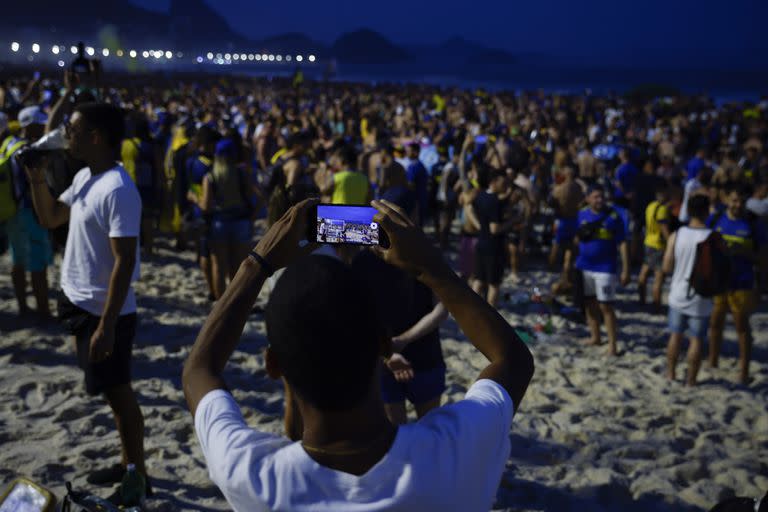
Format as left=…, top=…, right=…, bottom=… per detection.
left=193, top=138, right=254, bottom=299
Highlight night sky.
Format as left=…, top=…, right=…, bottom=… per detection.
left=131, top=0, right=766, bottom=69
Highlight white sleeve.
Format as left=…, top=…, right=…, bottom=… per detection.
left=58, top=183, right=75, bottom=206
left=417, top=379, right=514, bottom=504
left=104, top=185, right=141, bottom=238
left=193, top=390, right=290, bottom=508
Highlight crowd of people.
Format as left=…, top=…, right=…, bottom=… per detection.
left=0, top=62, right=767, bottom=509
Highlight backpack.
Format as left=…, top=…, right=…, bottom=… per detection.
left=688, top=230, right=731, bottom=298
left=0, top=138, right=27, bottom=223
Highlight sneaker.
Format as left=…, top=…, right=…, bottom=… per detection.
left=88, top=466, right=153, bottom=497
left=105, top=475, right=153, bottom=505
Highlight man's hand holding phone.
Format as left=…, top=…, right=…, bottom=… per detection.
left=253, top=198, right=319, bottom=271
left=371, top=199, right=448, bottom=281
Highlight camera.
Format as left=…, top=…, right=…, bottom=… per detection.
left=15, top=147, right=51, bottom=171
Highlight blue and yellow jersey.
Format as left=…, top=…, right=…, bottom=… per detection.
left=576, top=207, right=626, bottom=274
left=709, top=213, right=767, bottom=290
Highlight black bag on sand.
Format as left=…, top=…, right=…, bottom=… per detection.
left=62, top=482, right=126, bottom=512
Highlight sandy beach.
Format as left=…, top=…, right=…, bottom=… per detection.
left=1, top=233, right=767, bottom=511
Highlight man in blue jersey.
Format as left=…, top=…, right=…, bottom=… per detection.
left=575, top=187, right=630, bottom=356
left=708, top=185, right=768, bottom=384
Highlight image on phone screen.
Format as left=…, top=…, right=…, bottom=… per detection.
left=316, top=205, right=380, bottom=245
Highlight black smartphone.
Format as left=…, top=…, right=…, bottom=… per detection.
left=309, top=204, right=389, bottom=248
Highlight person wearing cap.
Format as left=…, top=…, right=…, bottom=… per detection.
left=189, top=137, right=255, bottom=299
left=6, top=105, right=53, bottom=318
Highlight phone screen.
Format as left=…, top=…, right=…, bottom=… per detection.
left=315, top=205, right=381, bottom=246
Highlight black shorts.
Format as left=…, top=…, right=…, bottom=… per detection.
left=57, top=296, right=137, bottom=396
left=473, top=242, right=505, bottom=285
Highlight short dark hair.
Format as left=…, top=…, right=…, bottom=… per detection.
left=75, top=103, right=125, bottom=151
left=265, top=256, right=381, bottom=411
left=196, top=124, right=221, bottom=148
left=725, top=182, right=749, bottom=198
left=688, top=194, right=710, bottom=220
left=332, top=143, right=357, bottom=168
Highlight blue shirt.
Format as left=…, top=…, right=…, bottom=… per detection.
left=709, top=213, right=768, bottom=290
left=405, top=159, right=429, bottom=221
left=615, top=162, right=639, bottom=199
left=686, top=157, right=705, bottom=182
left=576, top=207, right=626, bottom=274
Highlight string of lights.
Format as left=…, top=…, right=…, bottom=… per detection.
left=5, top=41, right=318, bottom=67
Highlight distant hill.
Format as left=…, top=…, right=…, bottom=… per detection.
left=1, top=0, right=245, bottom=50
left=331, top=29, right=409, bottom=64
left=256, top=33, right=327, bottom=55
left=168, top=0, right=249, bottom=48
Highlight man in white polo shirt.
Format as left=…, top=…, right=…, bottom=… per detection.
left=183, top=198, right=534, bottom=511
left=25, top=103, right=147, bottom=497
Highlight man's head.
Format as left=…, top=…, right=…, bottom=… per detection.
left=688, top=193, right=710, bottom=222
left=18, top=106, right=47, bottom=141
left=406, top=142, right=420, bottom=160
left=330, top=144, right=356, bottom=172
left=586, top=186, right=605, bottom=212
left=488, top=168, right=508, bottom=194
left=619, top=147, right=630, bottom=163
left=698, top=166, right=714, bottom=187
left=196, top=124, right=221, bottom=156
left=286, top=131, right=305, bottom=155
left=725, top=184, right=748, bottom=218
left=655, top=182, right=669, bottom=203
left=754, top=181, right=768, bottom=200
left=66, top=103, right=125, bottom=162
left=265, top=256, right=382, bottom=411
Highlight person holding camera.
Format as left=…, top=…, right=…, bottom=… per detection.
left=575, top=186, right=630, bottom=356
left=183, top=198, right=534, bottom=511
left=7, top=105, right=53, bottom=319
left=25, top=103, right=148, bottom=497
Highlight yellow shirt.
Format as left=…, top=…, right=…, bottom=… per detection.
left=121, top=138, right=140, bottom=183
left=332, top=171, right=369, bottom=205
left=644, top=200, right=669, bottom=250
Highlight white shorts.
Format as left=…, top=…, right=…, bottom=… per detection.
left=583, top=271, right=617, bottom=303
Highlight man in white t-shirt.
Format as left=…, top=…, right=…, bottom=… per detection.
left=25, top=103, right=148, bottom=498
left=183, top=198, right=534, bottom=512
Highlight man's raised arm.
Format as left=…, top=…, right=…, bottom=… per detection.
left=183, top=199, right=319, bottom=417
left=26, top=162, right=69, bottom=229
